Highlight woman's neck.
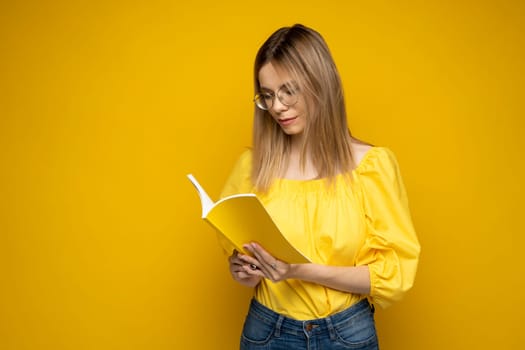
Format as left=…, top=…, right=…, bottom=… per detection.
left=283, top=143, right=318, bottom=180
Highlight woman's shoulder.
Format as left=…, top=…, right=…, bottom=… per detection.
left=351, top=140, right=374, bottom=166
left=235, top=147, right=253, bottom=168
left=226, top=147, right=253, bottom=177
left=220, top=147, right=254, bottom=198
left=351, top=140, right=399, bottom=174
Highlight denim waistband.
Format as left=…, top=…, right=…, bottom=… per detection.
left=247, top=298, right=373, bottom=337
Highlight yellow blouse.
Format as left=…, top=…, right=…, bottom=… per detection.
left=220, top=147, right=420, bottom=320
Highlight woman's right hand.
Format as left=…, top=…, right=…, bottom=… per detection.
left=228, top=250, right=262, bottom=288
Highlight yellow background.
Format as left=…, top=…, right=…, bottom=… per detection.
left=1, top=1, right=523, bottom=349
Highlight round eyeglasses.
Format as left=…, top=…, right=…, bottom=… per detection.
left=253, top=85, right=299, bottom=111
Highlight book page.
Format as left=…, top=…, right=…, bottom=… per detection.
left=186, top=174, right=214, bottom=217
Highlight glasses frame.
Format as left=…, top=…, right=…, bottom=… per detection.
left=253, top=84, right=299, bottom=111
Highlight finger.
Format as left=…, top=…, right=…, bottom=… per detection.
left=246, top=243, right=277, bottom=270
left=243, top=243, right=281, bottom=280
left=229, top=249, right=241, bottom=260
left=234, top=271, right=250, bottom=279
left=244, top=243, right=271, bottom=262
left=236, top=252, right=263, bottom=268
left=239, top=259, right=267, bottom=276
left=240, top=264, right=265, bottom=277
left=229, top=253, right=246, bottom=266
left=232, top=261, right=261, bottom=276
left=236, top=267, right=263, bottom=280
left=240, top=248, right=273, bottom=279
left=230, top=258, right=243, bottom=266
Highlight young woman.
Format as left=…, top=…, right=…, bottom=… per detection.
left=221, top=24, right=420, bottom=350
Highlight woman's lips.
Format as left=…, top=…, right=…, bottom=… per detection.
left=278, top=116, right=297, bottom=126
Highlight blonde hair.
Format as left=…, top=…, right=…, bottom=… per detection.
left=252, top=24, right=355, bottom=192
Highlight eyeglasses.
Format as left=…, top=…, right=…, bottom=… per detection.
left=253, top=84, right=299, bottom=111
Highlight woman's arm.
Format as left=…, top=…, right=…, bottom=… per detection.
left=289, top=263, right=370, bottom=295
left=241, top=243, right=370, bottom=295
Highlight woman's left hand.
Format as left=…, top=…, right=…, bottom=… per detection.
left=239, top=243, right=371, bottom=295
left=239, top=242, right=292, bottom=282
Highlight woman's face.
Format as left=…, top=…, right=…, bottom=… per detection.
left=258, top=62, right=307, bottom=137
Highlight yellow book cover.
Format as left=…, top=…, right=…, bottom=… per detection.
left=187, top=174, right=310, bottom=264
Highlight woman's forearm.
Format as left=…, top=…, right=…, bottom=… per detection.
left=288, top=264, right=371, bottom=295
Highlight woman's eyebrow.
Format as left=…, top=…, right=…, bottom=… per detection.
left=258, top=86, right=274, bottom=92
left=259, top=81, right=297, bottom=92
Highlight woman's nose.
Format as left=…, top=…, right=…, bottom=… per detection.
left=271, top=96, right=288, bottom=112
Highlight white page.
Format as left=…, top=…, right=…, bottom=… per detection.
left=186, top=174, right=215, bottom=217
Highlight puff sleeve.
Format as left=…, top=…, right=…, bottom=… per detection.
left=354, top=148, right=420, bottom=308
left=220, top=148, right=254, bottom=198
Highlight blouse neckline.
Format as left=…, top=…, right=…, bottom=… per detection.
left=273, top=146, right=381, bottom=184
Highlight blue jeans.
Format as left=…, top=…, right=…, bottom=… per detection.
left=240, top=298, right=379, bottom=350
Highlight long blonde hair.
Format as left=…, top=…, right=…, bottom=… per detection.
left=252, top=24, right=355, bottom=192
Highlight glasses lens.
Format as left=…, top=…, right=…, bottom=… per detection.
left=254, top=85, right=298, bottom=110
left=277, top=85, right=298, bottom=106
left=254, top=93, right=270, bottom=110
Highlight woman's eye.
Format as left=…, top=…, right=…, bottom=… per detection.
left=282, top=86, right=297, bottom=96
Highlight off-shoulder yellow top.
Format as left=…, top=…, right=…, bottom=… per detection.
left=220, top=147, right=420, bottom=320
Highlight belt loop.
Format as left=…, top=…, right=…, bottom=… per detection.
left=274, top=315, right=284, bottom=338
left=325, top=316, right=336, bottom=340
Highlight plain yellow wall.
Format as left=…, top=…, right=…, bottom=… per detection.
left=1, top=0, right=523, bottom=349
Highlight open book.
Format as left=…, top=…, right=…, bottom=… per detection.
left=187, top=174, right=310, bottom=264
